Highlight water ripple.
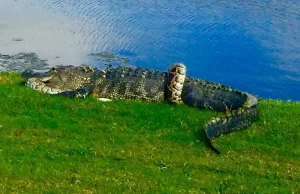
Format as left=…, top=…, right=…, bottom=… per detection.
left=0, top=0, right=299, bottom=100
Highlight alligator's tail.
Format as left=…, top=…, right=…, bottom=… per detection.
left=180, top=74, right=260, bottom=154
left=205, top=105, right=259, bottom=139
left=205, top=101, right=259, bottom=154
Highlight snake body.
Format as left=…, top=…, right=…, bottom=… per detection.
left=23, top=63, right=259, bottom=153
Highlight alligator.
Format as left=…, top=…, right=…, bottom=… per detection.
left=22, top=63, right=259, bottom=153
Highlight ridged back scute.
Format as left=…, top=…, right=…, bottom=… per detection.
left=205, top=106, right=259, bottom=139
left=182, top=77, right=248, bottom=112
left=92, top=66, right=167, bottom=102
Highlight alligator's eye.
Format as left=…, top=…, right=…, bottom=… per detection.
left=51, top=67, right=58, bottom=72
left=40, top=76, right=53, bottom=83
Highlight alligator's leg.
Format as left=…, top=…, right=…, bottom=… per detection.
left=58, top=86, right=93, bottom=98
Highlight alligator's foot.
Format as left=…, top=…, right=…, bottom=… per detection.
left=58, top=87, right=92, bottom=98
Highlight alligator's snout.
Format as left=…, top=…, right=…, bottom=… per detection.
left=25, top=77, right=63, bottom=94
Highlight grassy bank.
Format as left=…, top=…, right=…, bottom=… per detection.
left=0, top=72, right=299, bottom=193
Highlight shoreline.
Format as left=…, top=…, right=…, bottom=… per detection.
left=1, top=51, right=299, bottom=102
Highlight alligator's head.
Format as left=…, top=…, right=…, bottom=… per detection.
left=23, top=65, right=96, bottom=94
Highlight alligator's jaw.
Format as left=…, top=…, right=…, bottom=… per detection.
left=26, top=77, right=63, bottom=94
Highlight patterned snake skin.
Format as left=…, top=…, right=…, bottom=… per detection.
left=22, top=63, right=259, bottom=153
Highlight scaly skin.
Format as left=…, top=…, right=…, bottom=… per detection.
left=181, top=76, right=259, bottom=153
left=23, top=64, right=259, bottom=153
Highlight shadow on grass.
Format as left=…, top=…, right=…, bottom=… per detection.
left=194, top=128, right=221, bottom=155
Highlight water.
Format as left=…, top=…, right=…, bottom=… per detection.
left=0, top=0, right=299, bottom=100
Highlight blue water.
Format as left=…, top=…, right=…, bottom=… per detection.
left=1, top=0, right=299, bottom=100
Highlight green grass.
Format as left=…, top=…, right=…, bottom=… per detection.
left=0, top=72, right=299, bottom=193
